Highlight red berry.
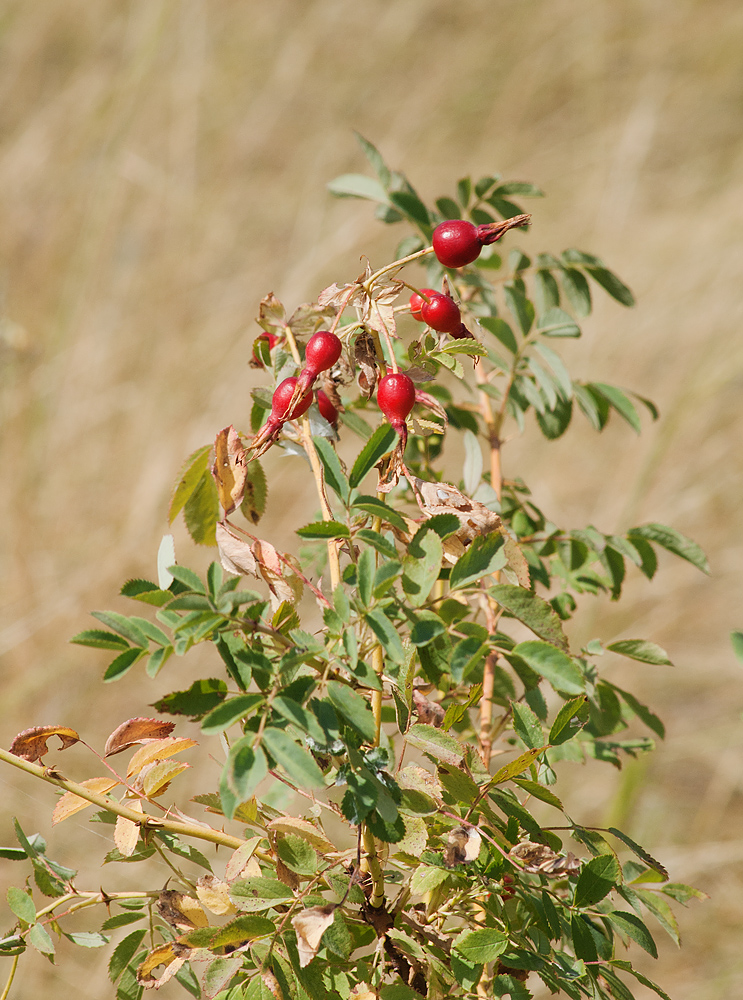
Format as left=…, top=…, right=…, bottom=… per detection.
left=409, top=288, right=437, bottom=322
left=304, top=331, right=342, bottom=376
left=251, top=332, right=279, bottom=367
left=271, top=377, right=313, bottom=422
left=432, top=220, right=481, bottom=268
left=377, top=372, right=416, bottom=428
left=420, top=292, right=462, bottom=334
left=316, top=388, right=338, bottom=427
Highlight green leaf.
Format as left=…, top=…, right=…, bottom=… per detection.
left=634, top=888, right=680, bottom=945
left=410, top=617, right=446, bottom=647
left=450, top=533, right=506, bottom=589
left=70, top=629, right=130, bottom=651
left=491, top=746, right=549, bottom=784
left=511, top=701, right=544, bottom=750
left=732, top=630, right=743, bottom=664
left=504, top=283, right=534, bottom=335
left=103, top=647, right=147, bottom=682
left=90, top=611, right=149, bottom=648
left=402, top=528, right=443, bottom=606
left=275, top=834, right=317, bottom=876
left=109, top=929, right=147, bottom=982
left=628, top=523, right=710, bottom=574
left=169, top=445, right=211, bottom=524
left=480, top=317, right=517, bottom=353
left=313, top=436, right=349, bottom=503
left=537, top=306, right=580, bottom=338
left=574, top=854, right=620, bottom=907
left=355, top=530, right=399, bottom=561
left=606, top=910, right=658, bottom=957
left=512, top=779, right=563, bottom=810
left=606, top=639, right=673, bottom=666
left=261, top=727, right=326, bottom=789
left=183, top=464, right=220, bottom=545
left=0, top=847, right=27, bottom=861
left=352, top=495, right=409, bottom=532
left=570, top=914, right=597, bottom=962
left=327, top=681, right=377, bottom=743
left=6, top=886, right=35, bottom=923
left=494, top=181, right=544, bottom=198
left=354, top=132, right=391, bottom=185
left=611, top=961, right=672, bottom=1000
left=389, top=190, right=430, bottom=229
left=296, top=520, right=350, bottom=540
left=201, top=694, right=264, bottom=734
left=450, top=636, right=487, bottom=683
left=454, top=927, right=509, bottom=963
left=152, top=678, right=227, bottom=718
left=101, top=912, right=146, bottom=931
left=327, top=173, right=389, bottom=202
left=364, top=608, right=405, bottom=664
left=436, top=196, right=461, bottom=219
left=585, top=266, right=635, bottom=307
left=531, top=341, right=573, bottom=398
left=548, top=695, right=590, bottom=745
left=230, top=877, right=295, bottom=912
left=28, top=922, right=55, bottom=956
left=64, top=931, right=110, bottom=948
left=606, top=828, right=669, bottom=880
left=349, top=423, right=397, bottom=488
left=489, top=584, right=568, bottom=651
left=560, top=267, right=591, bottom=317
left=611, top=684, right=665, bottom=738
left=511, top=641, right=585, bottom=695
left=405, top=724, right=464, bottom=766
left=225, top=740, right=268, bottom=804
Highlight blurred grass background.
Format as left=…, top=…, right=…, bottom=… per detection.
left=1, top=0, right=742, bottom=996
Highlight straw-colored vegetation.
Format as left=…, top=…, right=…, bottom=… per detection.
left=1, top=1, right=742, bottom=996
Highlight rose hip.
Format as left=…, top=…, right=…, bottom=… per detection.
left=297, top=330, right=343, bottom=391
left=432, top=214, right=532, bottom=268
left=271, top=376, right=313, bottom=423
left=316, top=388, right=339, bottom=427
left=420, top=292, right=462, bottom=334
left=377, top=372, right=416, bottom=440
left=250, top=331, right=279, bottom=368
left=409, top=288, right=437, bottom=322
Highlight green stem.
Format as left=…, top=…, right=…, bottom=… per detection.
left=363, top=245, right=435, bottom=293
left=0, top=954, right=19, bottom=1000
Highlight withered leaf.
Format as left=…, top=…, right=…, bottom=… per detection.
left=275, top=857, right=300, bottom=891
left=114, top=800, right=143, bottom=857
left=216, top=521, right=258, bottom=577
left=126, top=737, right=197, bottom=779
left=267, top=817, right=334, bottom=853
left=157, top=889, right=209, bottom=930
left=408, top=475, right=502, bottom=544
left=137, top=942, right=189, bottom=989
left=287, top=300, right=335, bottom=339
left=133, top=759, right=190, bottom=798
left=443, top=825, right=482, bottom=868
left=256, top=292, right=286, bottom=334
left=195, top=875, right=237, bottom=916
left=412, top=689, right=445, bottom=728
left=502, top=528, right=531, bottom=587
left=354, top=330, right=379, bottom=397
left=53, top=777, right=121, bottom=825
left=224, top=837, right=264, bottom=881
left=212, top=426, right=248, bottom=516
left=253, top=539, right=303, bottom=610
left=509, top=840, right=581, bottom=875
left=291, top=905, right=336, bottom=967
left=104, top=718, right=176, bottom=757
left=413, top=389, right=448, bottom=423
left=9, top=725, right=80, bottom=762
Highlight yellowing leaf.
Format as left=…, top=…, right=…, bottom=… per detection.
left=9, top=725, right=80, bottom=762
left=196, top=876, right=238, bottom=916
left=127, top=737, right=197, bottom=779
left=291, top=905, right=336, bottom=967
left=114, top=800, right=143, bottom=857
left=52, top=777, right=121, bottom=825
left=157, top=889, right=209, bottom=930
left=225, top=837, right=264, bottom=881
left=267, top=817, right=334, bottom=853
left=137, top=943, right=188, bottom=989
left=136, top=759, right=190, bottom=798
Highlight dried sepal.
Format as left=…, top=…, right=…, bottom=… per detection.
left=104, top=719, right=176, bottom=757
left=52, top=777, right=121, bottom=825
left=9, top=725, right=80, bottom=762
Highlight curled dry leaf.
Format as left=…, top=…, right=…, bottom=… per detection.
left=291, top=905, right=336, bottom=968
left=114, top=799, right=143, bottom=857
left=52, top=777, right=121, bottom=825
left=195, top=875, right=237, bottom=916
left=126, top=737, right=197, bottom=780
left=443, top=825, right=482, bottom=868
left=216, top=521, right=258, bottom=577
left=256, top=292, right=286, bottom=335
left=275, top=857, right=301, bottom=891
left=408, top=475, right=502, bottom=544
left=412, top=688, right=445, bottom=728
left=157, top=889, right=209, bottom=930
left=224, top=837, right=264, bottom=882
left=104, top=718, right=176, bottom=757
left=287, top=300, right=336, bottom=339
left=137, top=943, right=189, bottom=990
left=253, top=539, right=303, bottom=610
left=9, top=725, right=80, bottom=763
left=413, top=389, right=448, bottom=423
left=349, top=983, right=377, bottom=1000
left=353, top=330, right=379, bottom=398
left=212, top=426, right=248, bottom=516
left=509, top=840, right=581, bottom=876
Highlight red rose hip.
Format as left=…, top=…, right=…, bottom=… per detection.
left=271, top=376, right=313, bottom=422
left=377, top=372, right=416, bottom=431
left=298, top=330, right=343, bottom=391
left=420, top=292, right=462, bottom=334
left=409, top=288, right=437, bottom=322
left=316, top=388, right=339, bottom=427
left=432, top=220, right=481, bottom=268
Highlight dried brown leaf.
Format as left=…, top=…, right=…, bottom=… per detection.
left=212, top=427, right=248, bottom=516
left=509, top=840, right=581, bottom=875
left=9, top=725, right=80, bottom=762
left=224, top=837, right=264, bottom=882
left=353, top=330, right=379, bottom=397
left=275, top=857, right=301, bottom=890
left=52, top=777, right=121, bottom=825
left=443, top=825, right=482, bottom=868
left=412, top=689, right=445, bottom=728
left=291, top=905, right=336, bottom=967
left=408, top=475, right=502, bottom=544
left=216, top=521, right=258, bottom=577
left=104, top=719, right=176, bottom=758
left=157, top=890, right=209, bottom=930
left=253, top=539, right=303, bottom=609
left=256, top=292, right=286, bottom=334
left=137, top=943, right=188, bottom=989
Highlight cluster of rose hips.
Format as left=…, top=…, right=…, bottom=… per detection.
left=252, top=217, right=529, bottom=453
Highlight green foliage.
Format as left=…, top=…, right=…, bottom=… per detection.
left=0, top=142, right=709, bottom=1000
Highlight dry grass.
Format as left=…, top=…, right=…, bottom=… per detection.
left=1, top=0, right=742, bottom=996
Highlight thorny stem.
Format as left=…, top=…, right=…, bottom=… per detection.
left=0, top=747, right=251, bottom=853
left=283, top=322, right=342, bottom=591
left=362, top=826, right=386, bottom=909
left=371, top=645, right=384, bottom=747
